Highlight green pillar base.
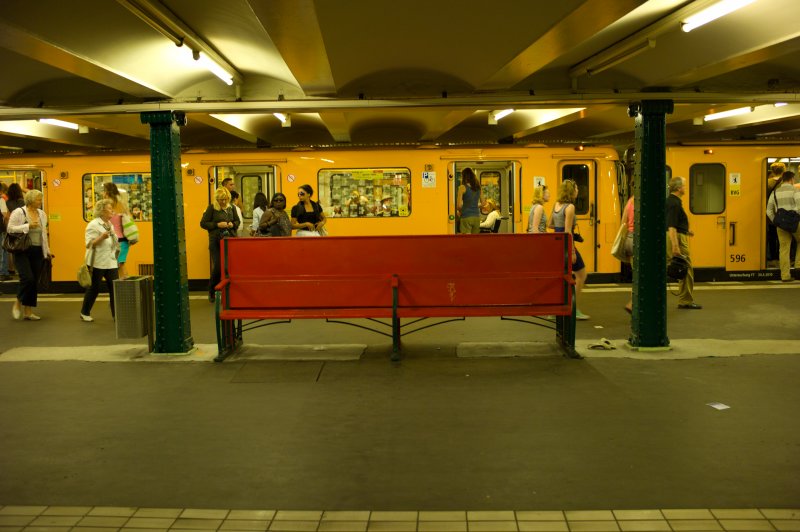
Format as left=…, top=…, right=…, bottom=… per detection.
left=625, top=342, right=673, bottom=352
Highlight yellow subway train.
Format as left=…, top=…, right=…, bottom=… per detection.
left=0, top=143, right=795, bottom=287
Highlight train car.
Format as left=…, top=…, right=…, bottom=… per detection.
left=0, top=143, right=794, bottom=289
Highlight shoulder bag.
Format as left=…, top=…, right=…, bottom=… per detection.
left=78, top=246, right=96, bottom=289
left=770, top=189, right=800, bottom=233
left=121, top=213, right=139, bottom=244
left=611, top=223, right=629, bottom=262
left=2, top=208, right=32, bottom=253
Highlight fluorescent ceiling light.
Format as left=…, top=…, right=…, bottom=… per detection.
left=774, top=102, right=788, bottom=107
left=704, top=106, right=752, bottom=121
left=196, top=51, right=233, bottom=85
left=38, top=118, right=80, bottom=130
left=273, top=113, right=291, bottom=127
left=488, top=109, right=514, bottom=124
left=681, top=0, right=757, bottom=32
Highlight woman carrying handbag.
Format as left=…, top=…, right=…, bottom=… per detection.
left=80, top=199, right=120, bottom=322
left=6, top=190, right=52, bottom=321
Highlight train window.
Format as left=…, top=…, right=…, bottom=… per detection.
left=688, top=163, right=725, bottom=214
left=0, top=169, right=44, bottom=194
left=319, top=167, right=411, bottom=217
left=562, top=164, right=589, bottom=215
left=480, top=171, right=501, bottom=207
left=82, top=173, right=152, bottom=221
left=239, top=175, right=263, bottom=219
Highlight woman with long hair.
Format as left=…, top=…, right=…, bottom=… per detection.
left=7, top=189, right=52, bottom=320
left=550, top=180, right=589, bottom=320
left=250, top=192, right=269, bottom=236
left=527, top=185, right=550, bottom=233
left=200, top=187, right=240, bottom=302
left=457, top=167, right=482, bottom=234
left=291, top=184, right=327, bottom=236
left=103, top=182, right=131, bottom=279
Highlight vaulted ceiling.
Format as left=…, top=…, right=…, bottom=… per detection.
left=1, top=0, right=798, bottom=153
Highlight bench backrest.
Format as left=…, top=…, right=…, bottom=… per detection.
left=220, top=234, right=572, bottom=310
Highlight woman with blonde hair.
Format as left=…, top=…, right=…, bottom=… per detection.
left=479, top=198, right=501, bottom=232
left=7, top=189, right=52, bottom=320
left=200, top=187, right=240, bottom=302
left=80, top=199, right=119, bottom=322
left=527, top=185, right=550, bottom=233
left=550, top=180, right=589, bottom=320
left=103, top=182, right=131, bottom=279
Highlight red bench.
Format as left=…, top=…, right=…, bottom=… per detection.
left=214, top=234, right=577, bottom=361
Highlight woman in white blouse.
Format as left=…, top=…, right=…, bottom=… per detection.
left=7, top=190, right=52, bottom=321
left=80, top=199, right=119, bottom=322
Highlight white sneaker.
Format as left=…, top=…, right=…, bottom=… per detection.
left=24, top=313, right=41, bottom=321
left=80, top=314, right=94, bottom=322
left=12, top=305, right=21, bottom=320
left=575, top=310, right=590, bottom=320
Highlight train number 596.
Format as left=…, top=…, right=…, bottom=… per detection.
left=729, top=254, right=746, bottom=263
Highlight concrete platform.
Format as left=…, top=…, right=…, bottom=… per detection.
left=1, top=282, right=799, bottom=513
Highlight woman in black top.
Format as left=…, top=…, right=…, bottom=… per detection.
left=200, top=187, right=240, bottom=302
left=290, top=184, right=327, bottom=236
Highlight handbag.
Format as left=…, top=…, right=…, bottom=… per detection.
left=78, top=247, right=96, bottom=289
left=611, top=223, right=629, bottom=262
left=667, top=254, right=690, bottom=281
left=2, top=231, right=31, bottom=253
left=2, top=207, right=32, bottom=253
left=121, top=213, right=139, bottom=244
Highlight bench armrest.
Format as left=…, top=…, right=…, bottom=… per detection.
left=214, top=278, right=230, bottom=291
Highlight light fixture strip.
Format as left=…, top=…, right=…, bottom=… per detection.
left=681, top=0, right=757, bottom=32
left=273, top=113, right=287, bottom=123
left=703, top=106, right=752, bottom=121
left=196, top=52, right=233, bottom=85
left=493, top=109, right=514, bottom=121
left=38, top=118, right=80, bottom=130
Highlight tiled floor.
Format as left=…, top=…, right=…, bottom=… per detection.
left=0, top=507, right=798, bottom=532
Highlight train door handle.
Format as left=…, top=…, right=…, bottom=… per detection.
left=589, top=202, right=595, bottom=226
left=729, top=222, right=736, bottom=246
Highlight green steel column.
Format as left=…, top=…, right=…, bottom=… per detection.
left=628, top=100, right=673, bottom=349
left=140, top=111, right=194, bottom=354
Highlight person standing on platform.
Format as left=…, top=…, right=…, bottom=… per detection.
left=457, top=167, right=482, bottom=234
left=766, top=162, right=785, bottom=267
left=103, top=183, right=131, bottom=280
left=250, top=192, right=268, bottom=236
left=230, top=190, right=245, bottom=236
left=0, top=183, right=9, bottom=280
left=291, top=184, right=327, bottom=236
left=80, top=199, right=119, bottom=322
left=4, top=183, right=25, bottom=279
left=7, top=190, right=52, bottom=321
left=550, top=180, right=589, bottom=320
left=200, top=187, right=239, bottom=302
left=621, top=194, right=635, bottom=313
left=767, top=171, right=800, bottom=282
left=667, top=177, right=701, bottom=309
left=526, top=185, right=549, bottom=233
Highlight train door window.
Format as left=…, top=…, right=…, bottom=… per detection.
left=688, top=163, right=725, bottom=214
left=209, top=165, right=275, bottom=221
left=82, top=173, right=152, bottom=221
left=561, top=164, right=590, bottom=214
left=0, top=169, right=45, bottom=195
left=318, top=168, right=411, bottom=218
left=480, top=171, right=500, bottom=206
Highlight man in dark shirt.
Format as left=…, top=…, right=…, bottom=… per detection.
left=666, top=176, right=701, bottom=309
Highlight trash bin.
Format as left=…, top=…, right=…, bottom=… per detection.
left=113, top=275, right=154, bottom=351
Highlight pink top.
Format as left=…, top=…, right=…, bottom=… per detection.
left=625, top=197, right=635, bottom=233
left=110, top=212, right=124, bottom=238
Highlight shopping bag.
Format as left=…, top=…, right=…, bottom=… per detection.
left=122, top=214, right=139, bottom=244
left=611, top=224, right=629, bottom=262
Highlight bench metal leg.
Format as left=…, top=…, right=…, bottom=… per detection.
left=391, top=277, right=401, bottom=361
left=556, top=285, right=581, bottom=359
left=214, top=290, right=242, bottom=362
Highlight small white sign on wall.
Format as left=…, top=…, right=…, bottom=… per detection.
left=533, top=176, right=546, bottom=188
left=422, top=171, right=436, bottom=188
left=729, top=172, right=741, bottom=196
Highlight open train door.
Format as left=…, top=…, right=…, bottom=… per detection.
left=557, top=160, right=597, bottom=272
left=449, top=160, right=516, bottom=234
left=207, top=164, right=278, bottom=234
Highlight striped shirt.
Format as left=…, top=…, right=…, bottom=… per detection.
left=767, top=183, right=800, bottom=222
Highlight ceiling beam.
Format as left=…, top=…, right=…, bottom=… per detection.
left=190, top=114, right=259, bottom=144
left=0, top=19, right=173, bottom=99
left=0, top=121, right=114, bottom=148
left=660, top=33, right=800, bottom=88
left=478, top=0, right=647, bottom=91
left=421, top=110, right=475, bottom=141
left=248, top=0, right=337, bottom=96
left=317, top=112, right=350, bottom=142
